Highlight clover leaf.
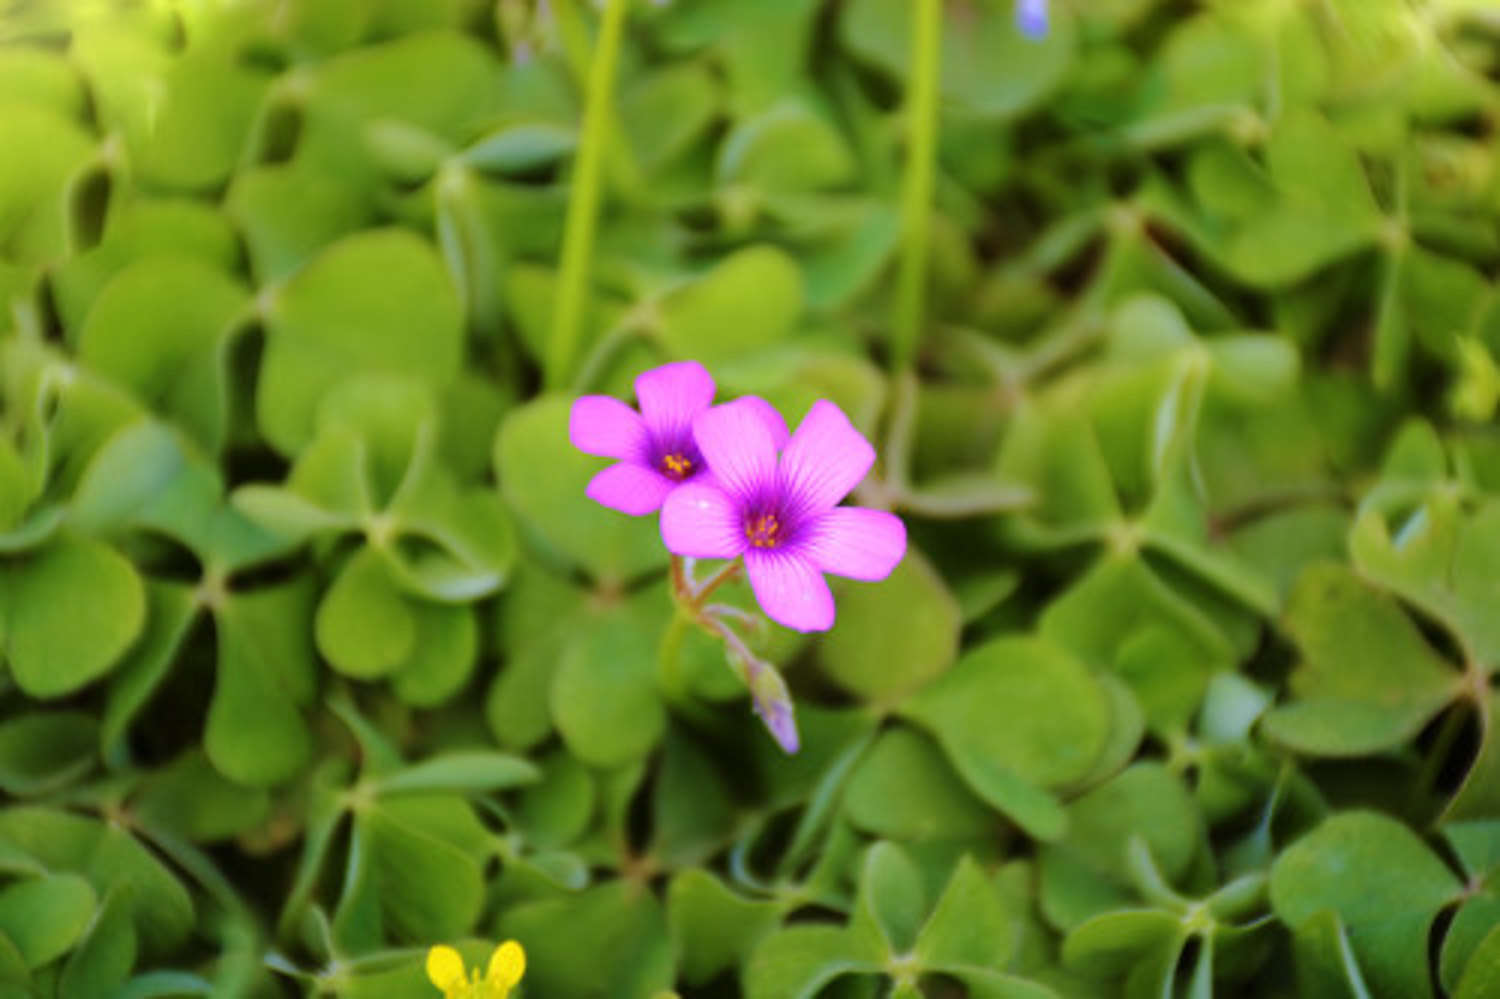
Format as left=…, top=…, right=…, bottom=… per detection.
left=1270, top=811, right=1462, bottom=998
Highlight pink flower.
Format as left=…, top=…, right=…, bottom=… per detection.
left=569, top=361, right=718, bottom=515
left=661, top=398, right=907, bottom=632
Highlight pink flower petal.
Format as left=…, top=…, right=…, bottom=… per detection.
left=586, top=462, right=675, bottom=515
left=745, top=550, right=835, bottom=632
left=692, top=397, right=780, bottom=500
left=803, top=507, right=906, bottom=581
left=570, top=396, right=647, bottom=460
left=660, top=482, right=745, bottom=558
left=778, top=400, right=875, bottom=514
left=635, top=360, right=716, bottom=436
left=736, top=395, right=790, bottom=450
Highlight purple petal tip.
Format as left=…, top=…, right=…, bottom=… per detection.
left=747, top=661, right=800, bottom=753
left=758, top=701, right=800, bottom=754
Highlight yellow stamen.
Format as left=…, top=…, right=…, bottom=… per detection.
left=746, top=513, right=781, bottom=548
left=661, top=452, right=693, bottom=479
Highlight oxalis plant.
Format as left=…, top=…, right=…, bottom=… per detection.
left=571, top=360, right=907, bottom=752
left=4, top=0, right=1500, bottom=997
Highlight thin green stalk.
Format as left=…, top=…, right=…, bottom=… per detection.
left=883, top=369, right=919, bottom=492
left=134, top=820, right=255, bottom=924
left=571, top=317, right=643, bottom=393
left=547, top=0, right=629, bottom=390
left=690, top=559, right=741, bottom=604
left=551, top=0, right=640, bottom=199
left=892, top=0, right=942, bottom=370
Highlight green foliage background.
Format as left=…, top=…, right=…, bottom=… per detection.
left=2, top=0, right=1500, bottom=996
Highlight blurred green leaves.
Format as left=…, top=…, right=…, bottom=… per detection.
left=841, top=0, right=1074, bottom=119
left=1, top=533, right=144, bottom=699
left=256, top=229, right=464, bottom=456
left=2, top=0, right=1500, bottom=995
left=1271, top=812, right=1462, bottom=999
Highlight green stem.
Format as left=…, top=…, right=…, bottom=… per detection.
left=134, top=820, right=254, bottom=924
left=883, top=369, right=919, bottom=493
left=702, top=614, right=757, bottom=682
left=892, top=0, right=942, bottom=371
left=692, top=559, right=741, bottom=605
left=571, top=318, right=644, bottom=393
left=551, top=0, right=641, bottom=200
left=662, top=556, right=749, bottom=718
left=547, top=0, right=629, bottom=390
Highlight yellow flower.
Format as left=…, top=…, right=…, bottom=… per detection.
left=426, top=941, right=526, bottom=999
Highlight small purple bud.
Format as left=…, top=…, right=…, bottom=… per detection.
left=748, top=662, right=800, bottom=754
left=1016, top=0, right=1048, bottom=40
left=757, top=699, right=799, bottom=755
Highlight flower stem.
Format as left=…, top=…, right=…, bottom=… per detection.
left=546, top=0, right=629, bottom=390
left=667, top=555, right=741, bottom=615
left=702, top=602, right=762, bottom=633
left=891, top=0, right=942, bottom=371
left=692, top=559, right=742, bottom=604
left=663, top=555, right=798, bottom=752
left=701, top=613, right=758, bottom=679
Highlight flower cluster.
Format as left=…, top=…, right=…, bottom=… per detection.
left=570, top=361, right=907, bottom=750
left=570, top=361, right=906, bottom=632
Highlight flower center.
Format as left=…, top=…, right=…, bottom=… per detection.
left=745, top=512, right=783, bottom=549
left=660, top=452, right=694, bottom=480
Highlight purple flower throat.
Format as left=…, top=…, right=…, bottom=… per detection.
left=739, top=485, right=808, bottom=550
left=568, top=360, right=721, bottom=517
left=650, top=432, right=702, bottom=482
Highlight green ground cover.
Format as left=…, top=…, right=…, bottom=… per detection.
left=1, top=0, right=1500, bottom=996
